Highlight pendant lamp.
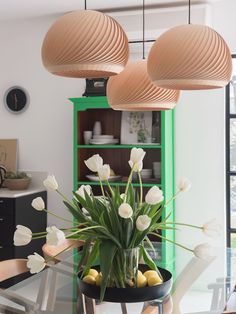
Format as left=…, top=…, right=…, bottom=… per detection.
left=41, top=10, right=129, bottom=78
left=107, top=60, right=180, bottom=110
left=147, top=0, right=232, bottom=90
left=107, top=0, right=180, bottom=111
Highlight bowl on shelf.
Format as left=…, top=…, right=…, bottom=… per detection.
left=86, top=174, right=122, bottom=182
left=4, top=178, right=31, bottom=190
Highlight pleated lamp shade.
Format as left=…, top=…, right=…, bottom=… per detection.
left=107, top=60, right=180, bottom=111
left=147, top=24, right=232, bottom=90
left=41, top=10, right=129, bottom=78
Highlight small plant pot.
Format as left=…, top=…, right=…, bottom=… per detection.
left=78, top=264, right=172, bottom=303
left=4, top=178, right=31, bottom=190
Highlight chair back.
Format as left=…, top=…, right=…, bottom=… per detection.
left=42, top=239, right=84, bottom=263
left=0, top=259, right=28, bottom=282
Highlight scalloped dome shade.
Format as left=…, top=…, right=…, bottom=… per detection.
left=41, top=10, right=129, bottom=78
left=107, top=60, right=180, bottom=111
left=147, top=24, right=232, bottom=90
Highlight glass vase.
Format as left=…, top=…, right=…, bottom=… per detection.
left=108, top=247, right=139, bottom=288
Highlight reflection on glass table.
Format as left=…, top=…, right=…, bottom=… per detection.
left=0, top=243, right=235, bottom=314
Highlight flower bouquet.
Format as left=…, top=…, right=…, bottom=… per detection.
left=13, top=148, right=220, bottom=301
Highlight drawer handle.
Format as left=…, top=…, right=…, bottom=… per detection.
left=0, top=200, right=3, bottom=204
left=0, top=218, right=3, bottom=222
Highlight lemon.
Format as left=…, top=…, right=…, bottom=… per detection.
left=82, top=275, right=96, bottom=285
left=148, top=275, right=163, bottom=286
left=144, top=270, right=161, bottom=280
left=137, top=273, right=147, bottom=288
left=88, top=268, right=99, bottom=278
left=96, top=273, right=102, bottom=286
left=138, top=270, right=143, bottom=276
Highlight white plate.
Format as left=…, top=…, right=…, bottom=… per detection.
left=93, top=135, right=114, bottom=139
left=130, top=142, right=160, bottom=145
left=86, top=175, right=122, bottom=182
left=90, top=139, right=119, bottom=145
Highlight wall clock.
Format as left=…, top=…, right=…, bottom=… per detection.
left=4, top=86, right=30, bottom=114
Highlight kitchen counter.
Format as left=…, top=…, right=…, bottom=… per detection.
left=0, top=187, right=46, bottom=198
left=0, top=170, right=47, bottom=198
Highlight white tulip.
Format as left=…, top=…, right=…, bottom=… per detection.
left=14, top=225, right=32, bottom=246
left=128, top=160, right=143, bottom=172
left=31, top=197, right=45, bottom=211
left=118, top=203, right=133, bottom=219
left=178, top=178, right=191, bottom=192
left=193, top=243, right=215, bottom=260
left=145, top=186, right=164, bottom=205
left=43, top=175, right=58, bottom=191
left=202, top=219, right=221, bottom=238
left=76, top=185, right=92, bottom=199
left=84, top=154, right=103, bottom=172
left=136, top=215, right=151, bottom=232
left=46, top=226, right=66, bottom=246
left=27, top=253, right=46, bottom=274
left=98, top=164, right=110, bottom=181
left=130, top=148, right=146, bottom=164
left=120, top=193, right=125, bottom=200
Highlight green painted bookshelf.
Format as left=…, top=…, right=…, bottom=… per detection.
left=70, top=96, right=175, bottom=273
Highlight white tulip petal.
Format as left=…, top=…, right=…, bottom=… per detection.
left=31, top=197, right=45, bottom=211
left=136, top=215, right=151, bottom=231
left=118, top=203, right=133, bottom=219
left=43, top=175, right=58, bottom=191
left=84, top=154, right=103, bottom=172
left=145, top=186, right=164, bottom=205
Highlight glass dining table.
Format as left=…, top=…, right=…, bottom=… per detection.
left=1, top=243, right=236, bottom=314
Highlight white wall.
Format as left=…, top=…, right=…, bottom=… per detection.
left=0, top=17, right=84, bottom=228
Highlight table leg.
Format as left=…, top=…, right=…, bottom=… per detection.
left=120, top=303, right=128, bottom=314
left=82, top=295, right=96, bottom=314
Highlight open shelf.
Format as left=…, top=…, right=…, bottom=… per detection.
left=77, top=144, right=161, bottom=149
left=77, top=181, right=162, bottom=188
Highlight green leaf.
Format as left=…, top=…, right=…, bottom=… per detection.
left=82, top=240, right=100, bottom=277
left=78, top=238, right=91, bottom=271
left=141, top=244, right=157, bottom=271
left=99, top=240, right=117, bottom=301
left=63, top=200, right=86, bottom=222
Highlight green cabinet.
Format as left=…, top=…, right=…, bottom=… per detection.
left=70, top=96, right=175, bottom=270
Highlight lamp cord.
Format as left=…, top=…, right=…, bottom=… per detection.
left=188, top=0, right=191, bottom=24
left=85, top=0, right=87, bottom=10
left=142, top=0, right=145, bottom=59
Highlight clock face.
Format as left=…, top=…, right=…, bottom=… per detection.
left=4, top=86, right=29, bottom=114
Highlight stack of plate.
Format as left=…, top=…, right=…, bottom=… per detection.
left=90, top=135, right=119, bottom=145
left=153, top=162, right=161, bottom=179
left=132, top=168, right=153, bottom=181
left=140, top=169, right=152, bottom=179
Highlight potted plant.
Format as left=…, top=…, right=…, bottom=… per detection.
left=4, top=171, right=31, bottom=190
left=13, top=148, right=220, bottom=302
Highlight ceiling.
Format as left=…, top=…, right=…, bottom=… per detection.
left=0, top=0, right=221, bottom=21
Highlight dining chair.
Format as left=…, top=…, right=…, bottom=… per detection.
left=0, top=258, right=39, bottom=314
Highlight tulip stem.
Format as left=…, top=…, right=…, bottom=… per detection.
left=150, top=232, right=193, bottom=253
left=56, top=190, right=73, bottom=205
left=164, top=190, right=181, bottom=207
left=98, top=178, right=106, bottom=201
left=159, top=221, right=202, bottom=230
left=137, top=171, right=143, bottom=206
left=46, top=243, right=75, bottom=263
left=106, top=180, right=114, bottom=197
left=43, top=209, right=74, bottom=223
left=124, top=166, right=135, bottom=201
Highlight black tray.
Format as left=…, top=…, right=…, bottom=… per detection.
left=78, top=264, right=172, bottom=303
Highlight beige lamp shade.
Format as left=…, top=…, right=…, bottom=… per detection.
left=147, top=24, right=232, bottom=90
left=41, top=10, right=129, bottom=78
left=107, top=60, right=180, bottom=111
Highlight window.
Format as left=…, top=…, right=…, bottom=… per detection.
left=226, top=54, right=236, bottom=247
